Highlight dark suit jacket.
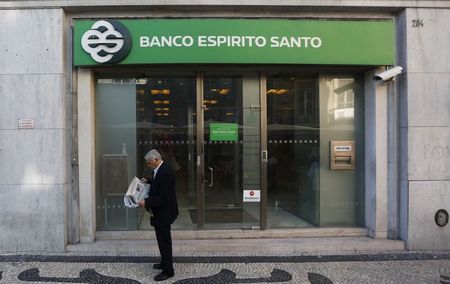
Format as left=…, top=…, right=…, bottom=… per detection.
left=144, top=162, right=179, bottom=227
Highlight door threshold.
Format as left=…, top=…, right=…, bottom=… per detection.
left=95, top=227, right=368, bottom=240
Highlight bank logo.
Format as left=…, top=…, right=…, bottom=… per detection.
left=81, top=20, right=132, bottom=64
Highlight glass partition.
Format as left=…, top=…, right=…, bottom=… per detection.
left=267, top=73, right=364, bottom=228
left=318, top=76, right=365, bottom=227
left=95, top=76, right=197, bottom=230
left=267, top=76, right=320, bottom=228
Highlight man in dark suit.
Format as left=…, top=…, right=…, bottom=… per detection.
left=138, top=149, right=179, bottom=281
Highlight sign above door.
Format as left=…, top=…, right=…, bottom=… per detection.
left=73, top=19, right=394, bottom=66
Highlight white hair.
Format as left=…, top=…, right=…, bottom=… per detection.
left=144, top=149, right=162, bottom=161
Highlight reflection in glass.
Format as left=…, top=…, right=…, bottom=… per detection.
left=267, top=76, right=319, bottom=228
left=95, top=76, right=196, bottom=230
left=203, top=76, right=242, bottom=210
left=267, top=74, right=364, bottom=228
left=202, top=74, right=260, bottom=229
left=326, top=78, right=355, bottom=123
left=318, top=77, right=364, bottom=227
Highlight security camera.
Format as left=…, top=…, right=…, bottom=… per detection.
left=373, top=66, right=403, bottom=81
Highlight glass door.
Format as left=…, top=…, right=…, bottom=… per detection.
left=94, top=72, right=262, bottom=231
left=199, top=73, right=261, bottom=229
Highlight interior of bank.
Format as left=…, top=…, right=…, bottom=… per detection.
left=94, top=68, right=365, bottom=231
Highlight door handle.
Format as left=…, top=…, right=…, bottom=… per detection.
left=262, top=150, right=268, bottom=162
left=208, top=167, right=214, bottom=187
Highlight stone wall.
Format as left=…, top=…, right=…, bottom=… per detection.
left=399, top=8, right=450, bottom=250
left=0, top=9, right=68, bottom=251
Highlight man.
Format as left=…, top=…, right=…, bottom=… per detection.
left=138, top=149, right=179, bottom=281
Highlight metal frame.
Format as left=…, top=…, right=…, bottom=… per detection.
left=196, top=72, right=205, bottom=229
left=259, top=72, right=268, bottom=230
left=194, top=71, right=268, bottom=230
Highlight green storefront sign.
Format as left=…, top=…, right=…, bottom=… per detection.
left=73, top=19, right=394, bottom=66
left=210, top=123, right=238, bottom=141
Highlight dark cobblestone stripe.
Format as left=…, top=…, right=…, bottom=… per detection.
left=15, top=267, right=293, bottom=284
left=308, top=272, right=333, bottom=284
left=173, top=268, right=292, bottom=283
left=441, top=274, right=450, bottom=284
left=0, top=252, right=449, bottom=264
left=18, top=268, right=141, bottom=283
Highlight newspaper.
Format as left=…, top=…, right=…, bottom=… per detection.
left=123, top=177, right=150, bottom=208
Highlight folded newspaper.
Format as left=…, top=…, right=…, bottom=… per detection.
left=123, top=177, right=150, bottom=208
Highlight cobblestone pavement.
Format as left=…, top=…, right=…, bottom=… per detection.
left=0, top=252, right=449, bottom=284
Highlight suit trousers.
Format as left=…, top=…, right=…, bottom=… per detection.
left=154, top=225, right=174, bottom=275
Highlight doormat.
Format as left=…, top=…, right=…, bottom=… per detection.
left=189, top=208, right=258, bottom=224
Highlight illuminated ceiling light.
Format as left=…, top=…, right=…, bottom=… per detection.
left=153, top=100, right=169, bottom=105
left=136, top=79, right=148, bottom=85
left=152, top=100, right=170, bottom=105
left=211, top=88, right=231, bottom=95
left=203, top=99, right=218, bottom=105
left=276, top=89, right=289, bottom=95
left=151, top=89, right=171, bottom=95
left=226, top=112, right=234, bottom=116
left=219, top=88, right=230, bottom=95
left=267, top=89, right=289, bottom=95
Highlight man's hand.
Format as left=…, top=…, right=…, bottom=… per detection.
left=140, top=178, right=148, bottom=183
left=137, top=200, right=145, bottom=206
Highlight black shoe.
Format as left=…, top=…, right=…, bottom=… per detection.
left=154, top=272, right=174, bottom=281
left=152, top=263, right=163, bottom=270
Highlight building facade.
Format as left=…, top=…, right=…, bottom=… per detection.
left=0, top=1, right=449, bottom=252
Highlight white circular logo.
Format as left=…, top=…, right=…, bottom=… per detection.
left=81, top=20, right=132, bottom=64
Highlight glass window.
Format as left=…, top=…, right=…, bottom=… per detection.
left=267, top=74, right=364, bottom=228
left=95, top=76, right=197, bottom=230
left=93, top=70, right=364, bottom=231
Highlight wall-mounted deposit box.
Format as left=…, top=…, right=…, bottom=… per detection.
left=330, top=141, right=355, bottom=170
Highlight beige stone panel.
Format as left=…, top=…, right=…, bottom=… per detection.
left=0, top=184, right=66, bottom=252
left=408, top=127, right=450, bottom=180
left=406, top=8, right=450, bottom=73
left=407, top=73, right=450, bottom=127
left=0, top=9, right=64, bottom=74
left=0, top=74, right=65, bottom=129
left=0, top=129, right=67, bottom=185
left=408, top=181, right=450, bottom=250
